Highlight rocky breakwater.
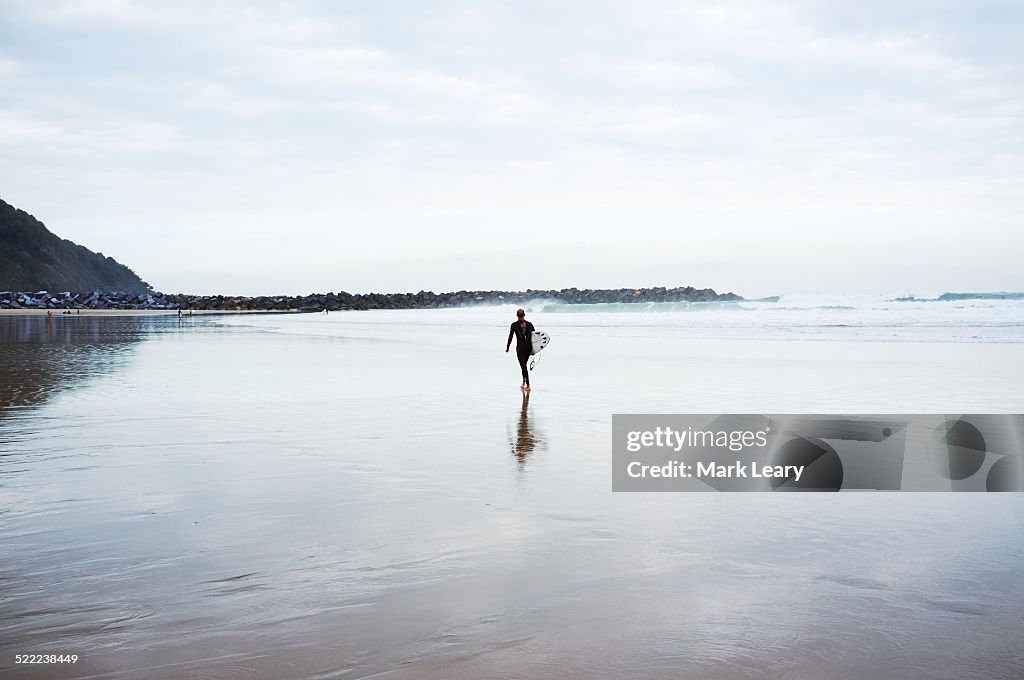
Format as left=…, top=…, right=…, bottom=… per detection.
left=0, top=287, right=742, bottom=312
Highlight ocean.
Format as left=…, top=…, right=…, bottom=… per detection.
left=1, top=293, right=1022, bottom=679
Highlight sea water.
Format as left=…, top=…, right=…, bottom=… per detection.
left=1, top=294, right=1023, bottom=679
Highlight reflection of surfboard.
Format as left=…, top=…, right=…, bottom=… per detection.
left=531, top=331, right=550, bottom=355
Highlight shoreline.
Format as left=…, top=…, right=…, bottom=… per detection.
left=0, top=308, right=287, bottom=317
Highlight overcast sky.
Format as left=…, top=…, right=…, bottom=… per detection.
left=1, top=1, right=1021, bottom=296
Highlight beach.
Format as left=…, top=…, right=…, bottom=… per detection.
left=1, top=298, right=1023, bottom=679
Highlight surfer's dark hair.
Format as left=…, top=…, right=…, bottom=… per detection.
left=516, top=308, right=525, bottom=318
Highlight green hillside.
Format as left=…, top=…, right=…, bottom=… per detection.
left=0, top=198, right=150, bottom=293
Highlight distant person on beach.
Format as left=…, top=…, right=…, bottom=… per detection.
left=505, top=308, right=535, bottom=391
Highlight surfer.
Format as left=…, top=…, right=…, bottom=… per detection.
left=505, top=308, right=535, bottom=391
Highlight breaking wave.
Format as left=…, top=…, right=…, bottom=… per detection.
left=529, top=292, right=1024, bottom=314
left=895, top=292, right=1024, bottom=302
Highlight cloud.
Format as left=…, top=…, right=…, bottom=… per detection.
left=565, top=54, right=742, bottom=90
left=0, top=110, right=181, bottom=155
left=0, top=111, right=64, bottom=146
left=0, top=0, right=1020, bottom=294
left=260, top=44, right=547, bottom=127
left=37, top=0, right=147, bottom=24
left=186, top=81, right=286, bottom=116
left=0, top=58, right=23, bottom=77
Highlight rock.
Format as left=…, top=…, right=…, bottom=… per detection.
left=0, top=286, right=743, bottom=311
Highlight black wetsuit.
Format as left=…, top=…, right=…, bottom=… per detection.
left=507, top=320, right=535, bottom=385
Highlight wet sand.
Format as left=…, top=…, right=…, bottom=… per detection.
left=1, top=311, right=1022, bottom=679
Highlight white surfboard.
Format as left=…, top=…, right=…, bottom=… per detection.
left=531, top=331, right=550, bottom=355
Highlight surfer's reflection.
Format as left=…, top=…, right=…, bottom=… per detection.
left=510, top=391, right=544, bottom=468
